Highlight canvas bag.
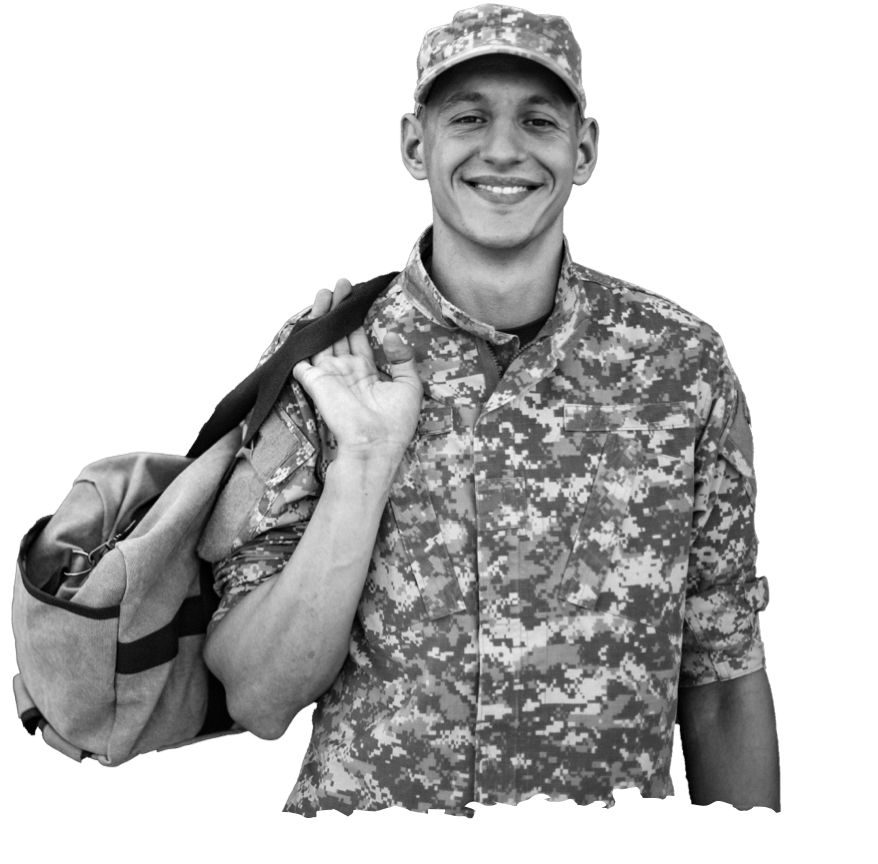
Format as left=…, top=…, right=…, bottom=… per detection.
left=11, top=272, right=398, bottom=765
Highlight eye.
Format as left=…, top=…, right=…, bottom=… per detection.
left=453, top=114, right=485, bottom=125
left=525, top=117, right=558, bottom=129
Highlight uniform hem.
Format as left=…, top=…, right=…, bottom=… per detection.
left=283, top=784, right=672, bottom=817
left=283, top=802, right=474, bottom=818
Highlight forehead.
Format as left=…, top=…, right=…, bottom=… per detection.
left=425, top=54, right=576, bottom=112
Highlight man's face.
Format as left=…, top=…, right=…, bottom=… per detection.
left=405, top=55, right=597, bottom=253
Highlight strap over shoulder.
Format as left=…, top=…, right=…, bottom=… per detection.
left=186, top=272, right=399, bottom=459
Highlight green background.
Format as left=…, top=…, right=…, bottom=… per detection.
left=0, top=0, right=875, bottom=861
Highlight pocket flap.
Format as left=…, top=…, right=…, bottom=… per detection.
left=564, top=401, right=696, bottom=432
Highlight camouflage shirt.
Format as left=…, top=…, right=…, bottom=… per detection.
left=200, top=227, right=768, bottom=817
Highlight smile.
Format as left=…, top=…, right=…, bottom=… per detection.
left=464, top=178, right=541, bottom=205
left=473, top=184, right=530, bottom=195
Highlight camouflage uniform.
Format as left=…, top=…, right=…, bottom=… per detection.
left=200, top=227, right=768, bottom=816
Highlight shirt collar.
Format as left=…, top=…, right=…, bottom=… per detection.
left=400, top=226, right=582, bottom=348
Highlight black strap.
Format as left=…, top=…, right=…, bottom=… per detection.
left=195, top=557, right=235, bottom=736
left=186, top=272, right=399, bottom=459
left=20, top=707, right=42, bottom=736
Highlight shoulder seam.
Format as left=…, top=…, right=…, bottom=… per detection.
left=573, top=262, right=676, bottom=303
left=572, top=262, right=712, bottom=334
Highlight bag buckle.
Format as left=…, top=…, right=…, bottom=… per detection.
left=61, top=517, right=139, bottom=579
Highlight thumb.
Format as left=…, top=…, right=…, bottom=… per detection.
left=383, top=332, right=420, bottom=385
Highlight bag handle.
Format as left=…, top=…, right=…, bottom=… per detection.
left=186, top=272, right=399, bottom=459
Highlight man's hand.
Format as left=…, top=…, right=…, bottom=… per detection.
left=294, top=279, right=422, bottom=464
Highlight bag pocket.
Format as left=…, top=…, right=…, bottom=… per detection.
left=12, top=517, right=120, bottom=759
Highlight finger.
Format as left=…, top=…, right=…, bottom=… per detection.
left=308, top=288, right=332, bottom=364
left=331, top=278, right=354, bottom=356
left=330, top=278, right=352, bottom=308
left=383, top=332, right=421, bottom=391
left=292, top=358, right=314, bottom=389
left=347, top=324, right=373, bottom=359
left=309, top=289, right=332, bottom=320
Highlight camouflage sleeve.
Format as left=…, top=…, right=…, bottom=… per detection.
left=207, top=524, right=311, bottom=635
left=255, top=317, right=299, bottom=368
left=198, top=310, right=321, bottom=636
left=679, top=332, right=769, bottom=687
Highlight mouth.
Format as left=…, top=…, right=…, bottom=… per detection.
left=464, top=176, right=542, bottom=205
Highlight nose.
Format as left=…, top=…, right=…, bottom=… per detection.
left=480, top=116, right=526, bottom=167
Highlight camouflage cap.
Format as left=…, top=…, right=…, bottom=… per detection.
left=414, top=4, right=586, bottom=118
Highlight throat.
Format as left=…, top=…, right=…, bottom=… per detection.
left=426, top=227, right=564, bottom=329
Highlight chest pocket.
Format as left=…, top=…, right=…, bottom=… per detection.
left=558, top=401, right=697, bottom=632
left=356, top=405, right=465, bottom=643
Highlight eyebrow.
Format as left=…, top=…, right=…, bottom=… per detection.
left=437, top=90, right=486, bottom=111
left=437, top=90, right=568, bottom=112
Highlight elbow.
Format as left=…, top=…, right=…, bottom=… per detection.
left=230, top=703, right=294, bottom=741
left=226, top=688, right=307, bottom=741
left=202, top=614, right=344, bottom=740
left=214, top=677, right=306, bottom=742
left=203, top=632, right=303, bottom=741
left=226, top=676, right=336, bottom=740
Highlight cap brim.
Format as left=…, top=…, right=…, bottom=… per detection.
left=414, top=44, right=585, bottom=117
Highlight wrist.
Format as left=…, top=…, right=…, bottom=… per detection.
left=326, top=450, right=403, bottom=494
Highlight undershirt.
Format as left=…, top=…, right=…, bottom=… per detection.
left=499, top=308, right=552, bottom=347
left=490, top=306, right=554, bottom=374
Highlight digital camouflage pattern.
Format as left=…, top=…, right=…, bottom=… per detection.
left=415, top=4, right=586, bottom=117
left=201, top=228, right=768, bottom=817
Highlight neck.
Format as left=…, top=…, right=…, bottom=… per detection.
left=428, top=220, right=564, bottom=329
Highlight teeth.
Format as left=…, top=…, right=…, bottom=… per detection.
left=475, top=184, right=530, bottom=195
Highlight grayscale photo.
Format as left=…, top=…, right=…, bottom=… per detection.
left=12, top=2, right=786, bottom=824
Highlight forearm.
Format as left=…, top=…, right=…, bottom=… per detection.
left=677, top=668, right=780, bottom=811
left=203, top=454, right=399, bottom=739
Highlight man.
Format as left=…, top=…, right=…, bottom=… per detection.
left=200, top=4, right=779, bottom=816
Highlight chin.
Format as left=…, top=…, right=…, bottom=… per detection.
left=466, top=227, right=544, bottom=251
left=461, top=214, right=542, bottom=249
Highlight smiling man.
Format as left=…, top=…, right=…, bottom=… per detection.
left=200, top=5, right=780, bottom=817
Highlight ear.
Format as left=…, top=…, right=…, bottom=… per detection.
left=400, top=112, right=428, bottom=181
left=573, top=117, right=599, bottom=186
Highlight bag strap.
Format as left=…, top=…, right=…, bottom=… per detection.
left=186, top=272, right=399, bottom=459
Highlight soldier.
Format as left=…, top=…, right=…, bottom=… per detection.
left=200, top=4, right=780, bottom=816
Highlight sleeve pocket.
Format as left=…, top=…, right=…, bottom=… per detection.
left=685, top=576, right=769, bottom=653
left=198, top=406, right=315, bottom=562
